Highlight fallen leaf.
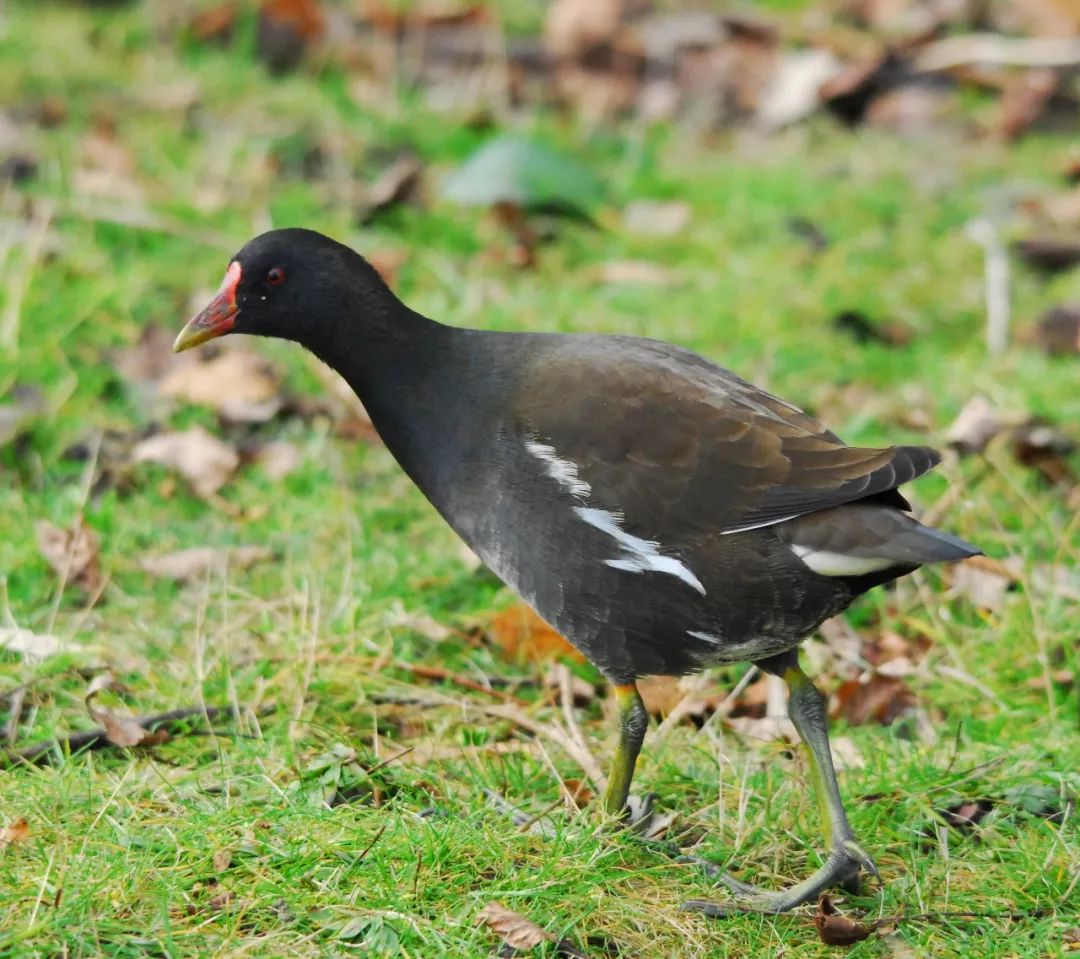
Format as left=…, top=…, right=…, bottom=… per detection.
left=257, top=0, right=324, bottom=74
left=562, top=778, right=595, bottom=809
left=832, top=674, right=916, bottom=726
left=160, top=348, right=282, bottom=424
left=1011, top=420, right=1077, bottom=486
left=0, top=627, right=67, bottom=661
left=478, top=901, right=551, bottom=950
left=945, top=395, right=1003, bottom=455
left=1015, top=237, right=1080, bottom=272
left=756, top=48, right=842, bottom=130
left=832, top=310, right=913, bottom=347
left=814, top=894, right=872, bottom=946
left=936, top=798, right=993, bottom=832
left=132, top=427, right=239, bottom=499
left=623, top=199, right=691, bottom=237
left=1028, top=304, right=1080, bottom=355
left=212, top=848, right=233, bottom=872
left=190, top=2, right=238, bottom=44
left=35, top=519, right=103, bottom=593
left=0, top=818, right=29, bottom=849
left=138, top=545, right=273, bottom=583
left=357, top=151, right=424, bottom=224
left=997, top=68, right=1058, bottom=139
left=487, top=603, right=585, bottom=665
left=251, top=440, right=302, bottom=480
left=442, top=136, right=602, bottom=216
left=596, top=260, right=675, bottom=285
left=85, top=673, right=168, bottom=749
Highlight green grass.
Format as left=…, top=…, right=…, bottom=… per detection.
left=1, top=3, right=1078, bottom=957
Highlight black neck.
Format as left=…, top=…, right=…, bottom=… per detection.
left=305, top=287, right=473, bottom=494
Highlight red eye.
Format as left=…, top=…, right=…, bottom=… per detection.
left=266, top=267, right=285, bottom=286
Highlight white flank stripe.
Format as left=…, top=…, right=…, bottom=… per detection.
left=721, top=513, right=800, bottom=535
left=574, top=506, right=706, bottom=596
left=687, top=630, right=724, bottom=646
left=790, top=545, right=894, bottom=577
left=525, top=439, right=591, bottom=499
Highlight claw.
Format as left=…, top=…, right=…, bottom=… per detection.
left=840, top=838, right=880, bottom=883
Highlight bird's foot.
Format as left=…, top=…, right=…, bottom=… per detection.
left=682, top=837, right=880, bottom=917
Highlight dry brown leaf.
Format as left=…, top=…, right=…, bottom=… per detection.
left=358, top=153, right=424, bottom=224
left=1011, top=421, right=1077, bottom=486
left=636, top=675, right=686, bottom=717
left=478, top=901, right=552, bottom=951
left=132, top=427, right=239, bottom=499
left=212, top=847, right=233, bottom=872
left=257, top=0, right=325, bottom=74
left=85, top=674, right=168, bottom=748
left=487, top=603, right=585, bottom=665
left=35, top=519, right=103, bottom=593
left=1028, top=304, right=1080, bottom=355
left=623, top=200, right=691, bottom=237
left=946, top=395, right=1004, bottom=455
left=1016, top=238, right=1080, bottom=272
left=251, top=440, right=303, bottom=480
left=831, top=674, right=916, bottom=726
left=0, top=818, right=30, bottom=849
left=814, top=894, right=872, bottom=946
left=160, top=348, right=282, bottom=423
left=562, top=778, right=595, bottom=809
left=138, top=545, right=273, bottom=583
left=0, top=627, right=67, bottom=661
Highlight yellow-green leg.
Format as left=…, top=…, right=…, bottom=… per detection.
left=685, top=649, right=880, bottom=916
left=603, top=683, right=648, bottom=817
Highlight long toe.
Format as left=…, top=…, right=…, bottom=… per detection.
left=683, top=839, right=880, bottom=917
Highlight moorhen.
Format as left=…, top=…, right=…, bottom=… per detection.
left=175, top=229, right=980, bottom=913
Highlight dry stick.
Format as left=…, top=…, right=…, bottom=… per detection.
left=914, top=34, right=1080, bottom=72
left=555, top=663, right=592, bottom=757
left=966, top=218, right=1010, bottom=355
left=483, top=702, right=605, bottom=788
left=0, top=705, right=250, bottom=767
left=405, top=663, right=531, bottom=706
left=657, top=665, right=761, bottom=740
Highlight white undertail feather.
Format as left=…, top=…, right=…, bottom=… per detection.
left=789, top=545, right=895, bottom=577
left=524, top=437, right=706, bottom=596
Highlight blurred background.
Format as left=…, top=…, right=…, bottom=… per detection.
left=1, top=0, right=1078, bottom=956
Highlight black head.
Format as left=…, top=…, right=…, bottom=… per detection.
left=174, top=228, right=392, bottom=353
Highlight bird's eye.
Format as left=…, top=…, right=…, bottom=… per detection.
left=266, top=267, right=285, bottom=287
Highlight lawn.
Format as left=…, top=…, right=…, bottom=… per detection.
left=1, top=2, right=1078, bottom=957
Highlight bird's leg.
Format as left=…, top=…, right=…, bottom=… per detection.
left=683, top=649, right=880, bottom=917
left=603, top=683, right=648, bottom=819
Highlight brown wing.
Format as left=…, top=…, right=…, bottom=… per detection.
left=511, top=335, right=939, bottom=541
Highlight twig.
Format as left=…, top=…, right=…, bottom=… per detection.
left=404, top=663, right=530, bottom=705
left=914, top=34, right=1080, bottom=72
left=966, top=217, right=1010, bottom=355
left=483, top=702, right=605, bottom=787
left=658, top=666, right=760, bottom=739
left=1, top=704, right=259, bottom=767
left=555, top=663, right=592, bottom=757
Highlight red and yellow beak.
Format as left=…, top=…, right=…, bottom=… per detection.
left=173, top=261, right=242, bottom=352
